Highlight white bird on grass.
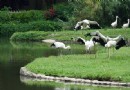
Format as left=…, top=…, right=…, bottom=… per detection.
left=51, top=42, right=71, bottom=50
left=74, top=19, right=101, bottom=30
left=122, top=19, right=130, bottom=28
left=105, top=37, right=127, bottom=58
left=51, top=41, right=71, bottom=56
left=74, top=19, right=90, bottom=30
left=85, top=37, right=96, bottom=54
left=111, top=16, right=119, bottom=28
left=75, top=37, right=97, bottom=58
left=105, top=40, right=117, bottom=58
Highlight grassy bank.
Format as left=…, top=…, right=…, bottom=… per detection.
left=10, top=28, right=130, bottom=41
left=26, top=47, right=130, bottom=82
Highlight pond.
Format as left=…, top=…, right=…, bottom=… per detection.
left=0, top=38, right=129, bottom=90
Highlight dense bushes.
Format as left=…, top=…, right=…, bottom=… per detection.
left=0, top=10, right=62, bottom=36
left=0, top=10, right=44, bottom=23
left=0, top=21, right=62, bottom=36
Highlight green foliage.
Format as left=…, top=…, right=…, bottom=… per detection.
left=0, top=10, right=44, bottom=23
left=54, top=3, right=73, bottom=21
left=44, top=3, right=69, bottom=21
left=0, top=20, right=62, bottom=36
left=28, top=21, right=62, bottom=31
left=0, top=10, right=62, bottom=36
left=44, top=8, right=56, bottom=20
left=0, top=6, right=11, bottom=11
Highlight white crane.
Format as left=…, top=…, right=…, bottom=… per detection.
left=105, top=40, right=118, bottom=57
left=111, top=16, right=119, bottom=28
left=105, top=37, right=127, bottom=58
left=74, top=19, right=90, bottom=30
left=75, top=37, right=97, bottom=57
left=74, top=19, right=101, bottom=30
left=85, top=37, right=96, bottom=54
left=51, top=42, right=71, bottom=50
left=122, top=19, right=130, bottom=28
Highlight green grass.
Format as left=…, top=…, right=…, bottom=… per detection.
left=10, top=28, right=130, bottom=41
left=26, top=47, right=130, bottom=82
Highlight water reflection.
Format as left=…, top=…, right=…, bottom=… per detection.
left=20, top=76, right=130, bottom=90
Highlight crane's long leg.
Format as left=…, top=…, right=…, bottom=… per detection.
left=112, top=47, right=115, bottom=53
left=108, top=48, right=110, bottom=58
left=94, top=45, right=97, bottom=58
left=107, top=48, right=109, bottom=58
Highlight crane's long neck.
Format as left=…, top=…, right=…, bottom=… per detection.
left=79, top=38, right=86, bottom=44
left=113, top=35, right=122, bottom=41
left=64, top=46, right=70, bottom=49
left=83, top=39, right=86, bottom=44
left=107, top=35, right=122, bottom=42
left=90, top=36, right=95, bottom=41
left=96, top=31, right=107, bottom=42
left=64, top=46, right=68, bottom=49
left=116, top=17, right=118, bottom=23
left=128, top=19, right=130, bottom=25
left=90, top=36, right=97, bottom=45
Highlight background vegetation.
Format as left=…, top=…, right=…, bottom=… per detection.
left=0, top=10, right=62, bottom=37
left=1, top=0, right=130, bottom=36
left=51, top=0, right=130, bottom=29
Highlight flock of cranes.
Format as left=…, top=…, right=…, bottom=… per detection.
left=42, top=16, right=129, bottom=58
left=77, top=31, right=127, bottom=57
left=74, top=16, right=130, bottom=30
left=42, top=31, right=127, bottom=58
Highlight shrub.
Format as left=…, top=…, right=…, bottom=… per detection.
left=0, top=20, right=62, bottom=36
left=0, top=6, right=11, bottom=11
left=44, top=3, right=69, bottom=22
left=0, top=10, right=44, bottom=23
left=28, top=21, right=62, bottom=31
left=44, top=8, right=56, bottom=20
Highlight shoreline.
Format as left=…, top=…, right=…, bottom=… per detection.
left=20, top=67, right=130, bottom=87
